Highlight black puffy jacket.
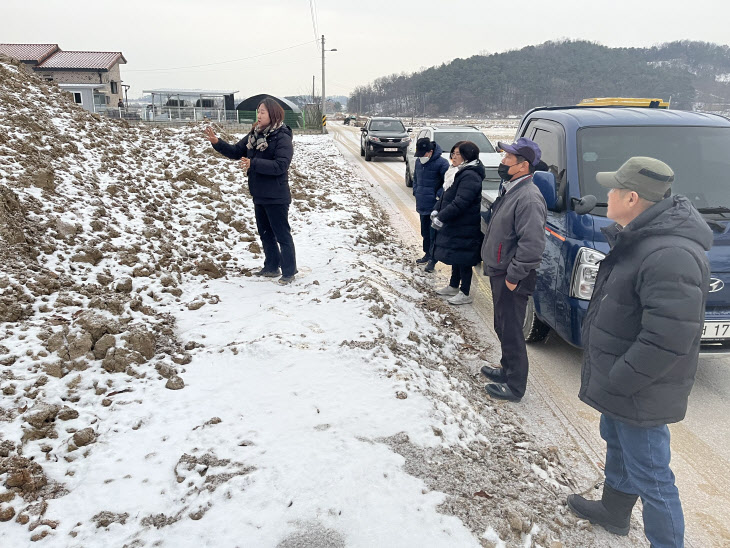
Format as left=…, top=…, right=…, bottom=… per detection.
left=432, top=161, right=485, bottom=266
left=579, top=196, right=712, bottom=427
left=212, top=125, right=294, bottom=205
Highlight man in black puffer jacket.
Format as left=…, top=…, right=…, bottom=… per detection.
left=567, top=157, right=712, bottom=548
left=413, top=138, right=449, bottom=267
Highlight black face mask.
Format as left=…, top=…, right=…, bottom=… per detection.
left=497, top=163, right=514, bottom=181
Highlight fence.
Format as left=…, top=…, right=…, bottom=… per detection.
left=98, top=106, right=239, bottom=123
left=98, top=106, right=317, bottom=130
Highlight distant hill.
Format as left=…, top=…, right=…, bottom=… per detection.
left=348, top=40, right=730, bottom=116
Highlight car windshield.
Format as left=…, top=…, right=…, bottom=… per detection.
left=434, top=131, right=496, bottom=154
left=370, top=120, right=405, bottom=132
left=577, top=126, right=730, bottom=216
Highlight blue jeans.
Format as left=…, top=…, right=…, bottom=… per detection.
left=600, top=414, right=684, bottom=548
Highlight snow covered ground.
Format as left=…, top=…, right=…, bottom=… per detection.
left=0, top=55, right=631, bottom=547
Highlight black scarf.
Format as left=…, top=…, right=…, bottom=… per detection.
left=246, top=121, right=284, bottom=152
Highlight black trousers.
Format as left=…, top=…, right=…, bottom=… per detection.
left=449, top=265, right=473, bottom=295
left=254, top=204, right=297, bottom=277
left=419, top=214, right=434, bottom=257
left=489, top=271, right=536, bottom=398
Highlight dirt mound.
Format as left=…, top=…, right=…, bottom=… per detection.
left=0, top=55, right=264, bottom=541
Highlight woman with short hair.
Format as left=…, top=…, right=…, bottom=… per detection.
left=204, top=97, right=298, bottom=285
left=431, top=140, right=484, bottom=305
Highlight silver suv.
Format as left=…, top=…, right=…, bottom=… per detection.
left=405, top=125, right=501, bottom=191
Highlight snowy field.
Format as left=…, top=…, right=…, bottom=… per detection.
left=0, top=55, right=629, bottom=547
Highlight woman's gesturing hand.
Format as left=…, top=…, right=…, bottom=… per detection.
left=203, top=127, right=218, bottom=144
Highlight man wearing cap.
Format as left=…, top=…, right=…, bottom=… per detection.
left=480, top=137, right=547, bottom=402
left=413, top=138, right=449, bottom=268
left=567, top=157, right=711, bottom=547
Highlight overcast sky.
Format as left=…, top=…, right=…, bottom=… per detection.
left=4, top=0, right=730, bottom=101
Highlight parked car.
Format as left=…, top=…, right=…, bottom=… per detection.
left=360, top=117, right=411, bottom=161
left=481, top=105, right=730, bottom=352
left=405, top=126, right=502, bottom=192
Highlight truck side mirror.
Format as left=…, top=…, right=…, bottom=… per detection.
left=572, top=195, right=598, bottom=215
left=361, top=127, right=367, bottom=132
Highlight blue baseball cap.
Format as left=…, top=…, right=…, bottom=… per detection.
left=497, top=137, right=542, bottom=166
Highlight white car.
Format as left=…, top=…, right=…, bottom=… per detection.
left=405, top=125, right=502, bottom=194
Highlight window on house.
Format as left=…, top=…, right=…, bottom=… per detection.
left=110, top=81, right=118, bottom=94
left=45, top=77, right=53, bottom=82
left=73, top=93, right=82, bottom=104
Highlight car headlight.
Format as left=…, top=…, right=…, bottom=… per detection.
left=369, top=136, right=381, bottom=142
left=401, top=136, right=410, bottom=142
left=571, top=247, right=605, bottom=300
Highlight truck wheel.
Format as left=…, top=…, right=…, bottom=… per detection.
left=523, top=296, right=550, bottom=342
left=405, top=163, right=413, bottom=187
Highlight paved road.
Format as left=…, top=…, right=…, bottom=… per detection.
left=331, top=123, right=730, bottom=547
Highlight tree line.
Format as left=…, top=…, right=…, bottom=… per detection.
left=348, top=40, right=730, bottom=116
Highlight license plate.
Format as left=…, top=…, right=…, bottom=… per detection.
left=384, top=147, right=398, bottom=152
left=702, top=321, right=730, bottom=340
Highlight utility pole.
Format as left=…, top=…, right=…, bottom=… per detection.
left=321, top=35, right=326, bottom=134
left=320, top=35, right=337, bottom=134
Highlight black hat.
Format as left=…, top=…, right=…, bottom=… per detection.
left=415, top=138, right=435, bottom=157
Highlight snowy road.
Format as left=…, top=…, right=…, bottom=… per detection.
left=331, top=123, right=730, bottom=548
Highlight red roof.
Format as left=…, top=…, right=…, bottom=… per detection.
left=0, top=43, right=59, bottom=63
left=35, top=50, right=127, bottom=71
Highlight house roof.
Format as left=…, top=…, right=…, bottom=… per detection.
left=35, top=51, right=127, bottom=71
left=0, top=43, right=59, bottom=63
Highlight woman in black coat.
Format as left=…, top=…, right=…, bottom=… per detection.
left=431, top=141, right=484, bottom=305
left=204, top=97, right=297, bottom=285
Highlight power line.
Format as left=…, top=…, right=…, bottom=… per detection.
left=308, top=0, right=320, bottom=52
left=126, top=39, right=318, bottom=72
left=142, top=55, right=322, bottom=75
left=313, top=0, right=320, bottom=37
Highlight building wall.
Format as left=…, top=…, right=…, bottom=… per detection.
left=59, top=88, right=98, bottom=112
left=107, top=64, right=123, bottom=105
left=34, top=62, right=124, bottom=106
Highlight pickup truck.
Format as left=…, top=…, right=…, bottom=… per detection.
left=481, top=106, right=730, bottom=351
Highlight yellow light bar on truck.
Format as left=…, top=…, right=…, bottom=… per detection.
left=578, top=97, right=670, bottom=109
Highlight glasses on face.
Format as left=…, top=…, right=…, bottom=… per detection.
left=451, top=151, right=461, bottom=158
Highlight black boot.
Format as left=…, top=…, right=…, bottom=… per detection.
left=567, top=483, right=638, bottom=536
